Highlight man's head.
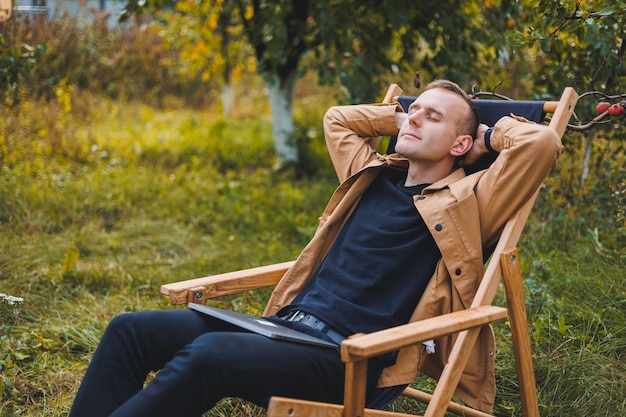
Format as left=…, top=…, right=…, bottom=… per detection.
left=423, top=80, right=480, bottom=139
left=395, top=80, right=480, bottom=181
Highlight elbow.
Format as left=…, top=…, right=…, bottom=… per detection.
left=323, top=106, right=343, bottom=127
left=536, top=126, right=563, bottom=164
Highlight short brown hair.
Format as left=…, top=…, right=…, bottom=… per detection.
left=424, top=80, right=480, bottom=139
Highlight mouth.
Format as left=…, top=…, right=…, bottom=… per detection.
left=401, top=131, right=421, bottom=141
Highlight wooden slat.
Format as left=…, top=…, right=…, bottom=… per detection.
left=542, top=101, right=558, bottom=113
left=402, top=387, right=494, bottom=417
left=383, top=84, right=403, bottom=104
left=547, top=87, right=579, bottom=137
left=160, top=260, right=294, bottom=305
left=341, top=305, right=507, bottom=362
left=267, top=397, right=420, bottom=417
left=500, top=248, right=539, bottom=417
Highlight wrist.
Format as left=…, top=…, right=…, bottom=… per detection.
left=484, top=127, right=496, bottom=153
left=394, top=112, right=407, bottom=130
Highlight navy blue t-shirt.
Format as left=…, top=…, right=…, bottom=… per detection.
left=283, top=168, right=441, bottom=338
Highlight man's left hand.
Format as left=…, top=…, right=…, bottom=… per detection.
left=458, top=123, right=490, bottom=167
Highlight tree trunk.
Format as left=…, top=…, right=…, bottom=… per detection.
left=221, top=80, right=233, bottom=116
left=218, top=8, right=232, bottom=117
left=265, top=71, right=298, bottom=164
left=581, top=128, right=596, bottom=183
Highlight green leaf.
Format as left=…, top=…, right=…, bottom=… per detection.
left=592, top=7, right=617, bottom=17
left=558, top=315, right=572, bottom=335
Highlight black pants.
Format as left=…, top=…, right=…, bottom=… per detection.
left=69, top=309, right=399, bottom=417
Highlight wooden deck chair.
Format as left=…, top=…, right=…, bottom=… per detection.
left=161, top=85, right=578, bottom=417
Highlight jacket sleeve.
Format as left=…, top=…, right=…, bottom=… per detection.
left=475, top=115, right=563, bottom=243
left=323, top=103, right=401, bottom=183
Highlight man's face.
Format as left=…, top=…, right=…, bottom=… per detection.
left=395, top=88, right=470, bottom=165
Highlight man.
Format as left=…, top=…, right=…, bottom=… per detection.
left=69, top=80, right=562, bottom=417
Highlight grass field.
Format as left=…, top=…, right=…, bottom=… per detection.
left=1, top=90, right=625, bottom=416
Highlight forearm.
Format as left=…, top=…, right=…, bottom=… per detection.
left=323, top=103, right=402, bottom=182
left=476, top=116, right=562, bottom=241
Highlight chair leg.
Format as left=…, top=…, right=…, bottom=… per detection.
left=500, top=248, right=540, bottom=417
left=343, top=359, right=369, bottom=417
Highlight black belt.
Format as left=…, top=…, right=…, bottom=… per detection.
left=282, top=310, right=345, bottom=345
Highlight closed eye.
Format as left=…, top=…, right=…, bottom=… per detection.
left=426, top=112, right=441, bottom=121
left=408, top=103, right=443, bottom=121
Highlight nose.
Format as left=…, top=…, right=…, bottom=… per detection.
left=408, top=109, right=423, bottom=126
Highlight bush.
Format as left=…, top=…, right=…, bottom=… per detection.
left=0, top=293, right=25, bottom=411
left=0, top=14, right=209, bottom=109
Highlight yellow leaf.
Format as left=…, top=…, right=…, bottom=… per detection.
left=244, top=5, right=253, bottom=20
left=62, top=245, right=80, bottom=274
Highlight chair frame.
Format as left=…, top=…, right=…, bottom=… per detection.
left=161, top=86, right=578, bottom=417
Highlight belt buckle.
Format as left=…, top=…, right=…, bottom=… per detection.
left=288, top=310, right=304, bottom=322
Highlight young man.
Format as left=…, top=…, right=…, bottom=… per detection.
left=69, top=80, right=562, bottom=417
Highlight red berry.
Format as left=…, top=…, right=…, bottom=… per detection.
left=596, top=102, right=610, bottom=114
left=609, top=103, right=624, bottom=116
left=549, top=40, right=556, bottom=53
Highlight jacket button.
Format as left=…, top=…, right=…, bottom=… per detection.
left=435, top=224, right=442, bottom=231
left=455, top=268, right=462, bottom=276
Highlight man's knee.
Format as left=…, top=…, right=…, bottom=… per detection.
left=105, top=312, right=142, bottom=337
left=100, top=312, right=157, bottom=353
left=181, top=332, right=244, bottom=368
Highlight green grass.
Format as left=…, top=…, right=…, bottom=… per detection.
left=1, top=91, right=625, bottom=417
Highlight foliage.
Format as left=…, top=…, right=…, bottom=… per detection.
left=523, top=128, right=626, bottom=255
left=505, top=0, right=626, bottom=124
left=0, top=14, right=212, bottom=108
left=0, top=38, right=46, bottom=107
left=121, top=0, right=513, bottom=162
left=0, top=293, right=24, bottom=414
left=152, top=0, right=256, bottom=114
left=509, top=1, right=626, bottom=91
left=4, top=1, right=625, bottom=163
left=120, top=0, right=499, bottom=103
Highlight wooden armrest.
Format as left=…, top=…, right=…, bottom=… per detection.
left=160, top=260, right=295, bottom=305
left=341, top=305, right=508, bottom=362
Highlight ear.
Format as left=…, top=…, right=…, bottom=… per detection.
left=450, top=134, right=473, bottom=157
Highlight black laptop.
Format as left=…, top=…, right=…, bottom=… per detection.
left=188, top=303, right=339, bottom=348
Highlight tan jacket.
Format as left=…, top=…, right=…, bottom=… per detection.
left=264, top=103, right=562, bottom=412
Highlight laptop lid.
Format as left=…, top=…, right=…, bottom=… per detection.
left=188, top=303, right=338, bottom=348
